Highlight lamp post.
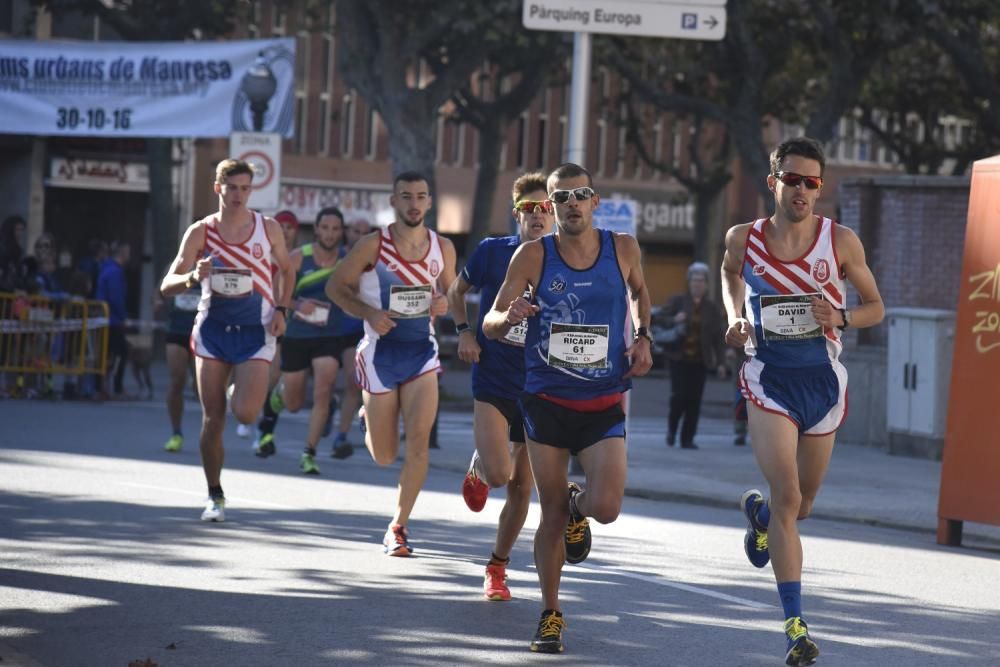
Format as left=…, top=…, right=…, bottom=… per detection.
left=240, top=53, right=277, bottom=131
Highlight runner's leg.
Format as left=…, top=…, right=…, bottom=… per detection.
left=526, top=439, right=571, bottom=611
left=394, top=372, right=438, bottom=526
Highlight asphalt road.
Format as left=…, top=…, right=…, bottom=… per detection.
left=1, top=398, right=999, bottom=666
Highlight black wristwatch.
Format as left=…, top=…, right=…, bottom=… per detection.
left=837, top=308, right=850, bottom=331
left=635, top=326, right=653, bottom=343
left=184, top=272, right=199, bottom=289
left=455, top=322, right=472, bottom=335
left=274, top=306, right=289, bottom=317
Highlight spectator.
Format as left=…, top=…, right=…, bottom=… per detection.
left=77, top=239, right=108, bottom=298
left=30, top=233, right=65, bottom=297
left=0, top=215, right=28, bottom=292
left=95, top=240, right=131, bottom=398
left=660, top=261, right=728, bottom=449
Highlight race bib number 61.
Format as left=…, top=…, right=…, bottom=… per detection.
left=547, top=322, right=610, bottom=369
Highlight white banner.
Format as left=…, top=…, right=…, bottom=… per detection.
left=0, top=38, right=296, bottom=138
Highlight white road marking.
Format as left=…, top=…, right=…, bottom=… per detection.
left=577, top=563, right=776, bottom=609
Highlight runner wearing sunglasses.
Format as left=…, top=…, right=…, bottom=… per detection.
left=483, top=163, right=653, bottom=653
left=721, top=137, right=884, bottom=666
left=446, top=171, right=555, bottom=602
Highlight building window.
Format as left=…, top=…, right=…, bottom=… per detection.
left=516, top=113, right=528, bottom=168
left=246, top=1, right=260, bottom=38
left=340, top=93, right=355, bottom=157
left=272, top=5, right=287, bottom=35
left=295, top=32, right=309, bottom=90
left=671, top=117, right=682, bottom=170
left=536, top=90, right=549, bottom=168
left=294, top=95, right=306, bottom=153
left=451, top=122, right=465, bottom=165
left=321, top=35, right=334, bottom=92
left=318, top=97, right=329, bottom=154
left=616, top=99, right=629, bottom=177
left=367, top=107, right=381, bottom=160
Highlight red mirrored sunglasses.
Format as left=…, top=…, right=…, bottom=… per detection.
left=513, top=199, right=554, bottom=214
left=774, top=171, right=823, bottom=190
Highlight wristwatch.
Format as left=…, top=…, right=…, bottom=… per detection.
left=184, top=272, right=199, bottom=289
left=274, top=306, right=289, bottom=317
left=838, top=308, right=851, bottom=330
left=455, top=322, right=472, bottom=335
left=635, top=326, right=653, bottom=343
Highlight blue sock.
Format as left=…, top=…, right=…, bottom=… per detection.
left=334, top=432, right=346, bottom=444
left=777, top=581, right=802, bottom=619
left=755, top=499, right=771, bottom=528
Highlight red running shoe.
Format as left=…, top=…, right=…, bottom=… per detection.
left=383, top=524, right=413, bottom=556
left=462, top=451, right=489, bottom=512
left=484, top=562, right=511, bottom=601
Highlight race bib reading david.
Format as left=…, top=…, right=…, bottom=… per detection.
left=760, top=293, right=823, bottom=341
left=547, top=323, right=609, bottom=369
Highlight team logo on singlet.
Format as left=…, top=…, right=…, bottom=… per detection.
left=549, top=275, right=566, bottom=294
left=812, top=259, right=830, bottom=283
left=752, top=264, right=766, bottom=276
left=386, top=260, right=399, bottom=272
left=429, top=259, right=440, bottom=277
left=252, top=243, right=264, bottom=259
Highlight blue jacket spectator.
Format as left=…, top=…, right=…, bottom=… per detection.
left=96, top=243, right=130, bottom=326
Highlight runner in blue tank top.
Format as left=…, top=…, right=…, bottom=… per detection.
left=447, top=171, right=555, bottom=602
left=160, top=159, right=295, bottom=523
left=161, top=284, right=199, bottom=453
left=327, top=171, right=457, bottom=557
left=253, top=207, right=356, bottom=473
left=721, top=138, right=884, bottom=667
left=482, top=163, right=653, bottom=654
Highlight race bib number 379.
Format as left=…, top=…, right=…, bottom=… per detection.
left=759, top=293, right=822, bottom=341
left=209, top=268, right=253, bottom=298
left=547, top=322, right=610, bottom=369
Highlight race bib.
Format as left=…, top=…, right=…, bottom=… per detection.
left=174, top=291, right=200, bottom=312
left=501, top=322, right=527, bottom=347
left=209, top=268, right=253, bottom=298
left=389, top=284, right=432, bottom=318
left=547, top=322, right=609, bottom=369
left=293, top=298, right=330, bottom=326
left=760, top=293, right=823, bottom=341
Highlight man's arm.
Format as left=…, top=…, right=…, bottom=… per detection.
left=446, top=273, right=480, bottom=363
left=721, top=223, right=752, bottom=347
left=160, top=222, right=207, bottom=297
left=832, top=226, right=884, bottom=328
left=616, top=234, right=652, bottom=379
left=325, top=231, right=395, bottom=335
left=431, top=236, right=458, bottom=317
left=264, top=216, right=294, bottom=336
left=482, top=242, right=541, bottom=340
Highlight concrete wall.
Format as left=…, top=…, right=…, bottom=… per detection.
left=837, top=176, right=969, bottom=457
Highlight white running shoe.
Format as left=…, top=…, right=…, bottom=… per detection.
left=201, top=497, right=225, bottom=522
left=236, top=423, right=252, bottom=439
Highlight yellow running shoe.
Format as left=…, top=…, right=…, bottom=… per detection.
left=164, top=434, right=182, bottom=453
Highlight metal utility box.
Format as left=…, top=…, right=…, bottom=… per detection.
left=886, top=308, right=955, bottom=444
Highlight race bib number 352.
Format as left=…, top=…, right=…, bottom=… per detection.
left=759, top=293, right=822, bottom=341
left=547, top=322, right=610, bottom=369
left=388, top=284, right=432, bottom=318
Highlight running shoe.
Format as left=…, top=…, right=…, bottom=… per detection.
left=784, top=617, right=820, bottom=666
left=383, top=523, right=413, bottom=556
left=462, top=451, right=489, bottom=512
left=236, top=423, right=252, bottom=439
left=201, top=496, right=225, bottom=522
left=740, top=488, right=770, bottom=568
left=331, top=435, right=355, bottom=460
left=254, top=433, right=276, bottom=458
left=321, top=396, right=338, bottom=438
left=300, top=451, right=320, bottom=475
left=484, top=562, right=511, bottom=601
left=164, top=434, right=182, bottom=453
left=530, top=609, right=565, bottom=653
left=565, top=482, right=591, bottom=564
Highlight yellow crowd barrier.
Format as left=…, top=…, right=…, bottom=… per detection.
left=0, top=292, right=109, bottom=381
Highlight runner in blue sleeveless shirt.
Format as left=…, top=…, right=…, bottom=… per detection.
left=483, top=163, right=653, bottom=654
left=254, top=207, right=356, bottom=473
left=162, top=284, right=199, bottom=453
left=160, top=158, right=294, bottom=523
left=721, top=137, right=884, bottom=666
left=327, top=171, right=457, bottom=557
left=447, top=171, right=555, bottom=602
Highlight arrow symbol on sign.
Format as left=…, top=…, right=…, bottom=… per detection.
left=704, top=15, right=719, bottom=29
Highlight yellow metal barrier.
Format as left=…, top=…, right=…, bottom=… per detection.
left=0, top=293, right=109, bottom=383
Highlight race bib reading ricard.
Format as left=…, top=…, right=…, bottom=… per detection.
left=547, top=322, right=610, bottom=369
left=389, top=284, right=432, bottom=318
left=759, top=293, right=823, bottom=341
left=209, top=268, right=253, bottom=298
left=174, top=292, right=200, bottom=312
left=293, top=298, right=331, bottom=326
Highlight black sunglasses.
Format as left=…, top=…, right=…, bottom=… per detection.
left=548, top=186, right=596, bottom=204
left=774, top=171, right=823, bottom=190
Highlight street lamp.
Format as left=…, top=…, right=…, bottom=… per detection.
left=240, top=53, right=277, bottom=131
